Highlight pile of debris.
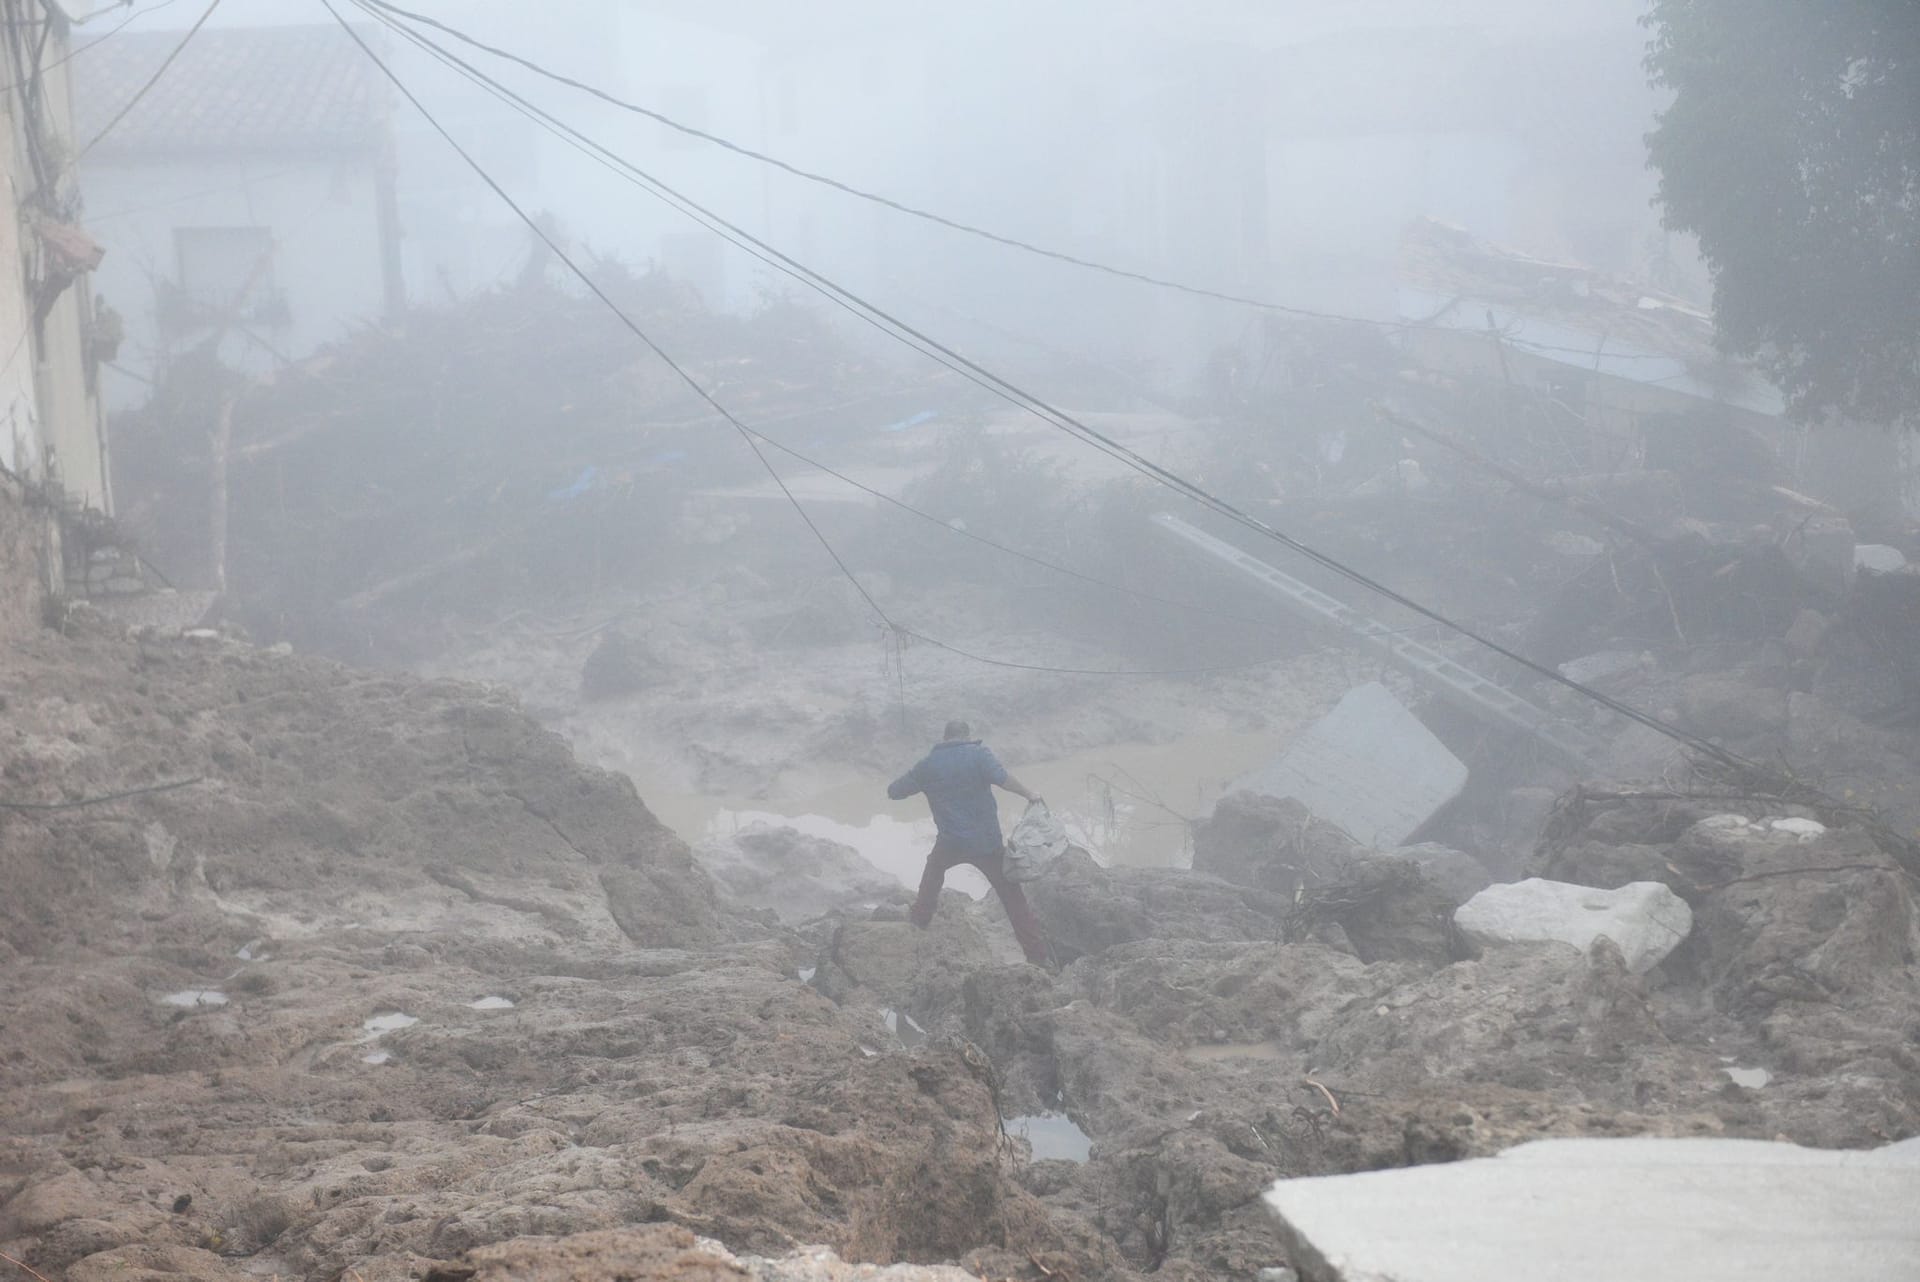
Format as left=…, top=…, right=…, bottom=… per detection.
left=2, top=595, right=1918, bottom=1281
left=108, top=270, right=899, bottom=664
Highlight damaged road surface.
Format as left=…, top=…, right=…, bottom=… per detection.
left=4, top=614, right=1920, bottom=1281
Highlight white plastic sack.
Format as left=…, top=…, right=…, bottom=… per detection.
left=1004, top=800, right=1069, bottom=883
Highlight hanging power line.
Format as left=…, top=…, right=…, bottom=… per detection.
left=343, top=1, right=1799, bottom=781
left=326, top=6, right=1920, bottom=887
left=343, top=3, right=1347, bottom=636
left=322, top=1, right=1327, bottom=682
left=0, top=0, right=185, bottom=94
left=357, top=2, right=1549, bottom=670
left=74, top=0, right=218, bottom=161
left=359, top=0, right=1670, bottom=365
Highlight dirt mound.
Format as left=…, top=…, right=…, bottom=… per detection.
left=6, top=610, right=1919, bottom=1281
left=0, top=613, right=728, bottom=968
left=0, top=616, right=1143, bottom=1282
left=1534, top=796, right=1920, bottom=1146
left=1024, top=848, right=1293, bottom=962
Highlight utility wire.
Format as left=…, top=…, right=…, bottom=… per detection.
left=0, top=0, right=184, bottom=93
left=359, top=0, right=1524, bottom=658
left=345, top=4, right=1332, bottom=634
left=0, top=776, right=203, bottom=811
left=74, top=0, right=216, bottom=160
left=349, top=2, right=1776, bottom=776
left=324, top=1, right=1314, bottom=682
left=360, top=0, right=1670, bottom=365
left=317, top=5, right=883, bottom=625
left=336, top=7, right=1920, bottom=885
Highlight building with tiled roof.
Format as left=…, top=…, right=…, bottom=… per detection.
left=76, top=24, right=403, bottom=409
left=76, top=24, right=387, bottom=157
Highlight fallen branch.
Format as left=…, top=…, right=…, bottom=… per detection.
left=0, top=1249, right=54, bottom=1282
left=1698, top=863, right=1902, bottom=893
left=1302, top=1078, right=1341, bottom=1117
left=0, top=777, right=205, bottom=812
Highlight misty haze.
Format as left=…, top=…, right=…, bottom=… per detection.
left=1, top=2, right=1917, bottom=1279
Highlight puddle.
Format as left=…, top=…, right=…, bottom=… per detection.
left=1006, top=1113, right=1093, bottom=1163
left=361, top=1012, right=419, bottom=1038
left=362, top=1050, right=392, bottom=1066
left=635, top=728, right=1284, bottom=878
left=1184, top=1040, right=1286, bottom=1064
left=881, top=1007, right=927, bottom=1048
left=1724, top=1066, right=1771, bottom=1089
left=161, top=990, right=228, bottom=1008
left=468, top=996, right=514, bottom=1010
left=796, top=966, right=816, bottom=983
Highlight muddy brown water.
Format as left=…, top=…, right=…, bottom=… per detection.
left=634, top=729, right=1279, bottom=892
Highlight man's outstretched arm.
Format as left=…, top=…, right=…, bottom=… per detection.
left=887, top=764, right=923, bottom=801
left=998, top=773, right=1041, bottom=805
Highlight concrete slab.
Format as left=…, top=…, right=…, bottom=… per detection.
left=1237, top=682, right=1466, bottom=848
left=1856, top=543, right=1910, bottom=574
left=1454, top=877, right=1694, bottom=974
left=1264, top=1135, right=1920, bottom=1282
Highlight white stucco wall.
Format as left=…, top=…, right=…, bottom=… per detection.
left=83, top=155, right=390, bottom=409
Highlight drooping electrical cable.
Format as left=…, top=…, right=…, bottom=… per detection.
left=321, top=0, right=1329, bottom=681
left=359, top=0, right=1669, bottom=366
left=341, top=0, right=1772, bottom=776
left=74, top=0, right=219, bottom=161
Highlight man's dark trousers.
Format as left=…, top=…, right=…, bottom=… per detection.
left=910, top=836, right=1049, bottom=965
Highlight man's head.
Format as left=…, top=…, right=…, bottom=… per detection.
left=942, top=719, right=972, bottom=742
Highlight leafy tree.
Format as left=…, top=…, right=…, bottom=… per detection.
left=1645, top=1, right=1920, bottom=426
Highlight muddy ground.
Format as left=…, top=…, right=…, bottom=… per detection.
left=3, top=603, right=1917, bottom=1282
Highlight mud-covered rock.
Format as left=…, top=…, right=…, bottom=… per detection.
left=66, top=1245, right=256, bottom=1282
left=579, top=631, right=661, bottom=701
left=433, top=1225, right=745, bottom=1281
left=811, top=905, right=1011, bottom=1030
left=1311, top=942, right=1673, bottom=1098
left=1024, top=849, right=1291, bottom=962
left=1070, top=940, right=1396, bottom=1052
left=697, top=824, right=907, bottom=924
left=1286, top=857, right=1458, bottom=967
left=1192, top=793, right=1367, bottom=896
left=1532, top=785, right=1920, bottom=1145
left=1392, top=843, right=1494, bottom=903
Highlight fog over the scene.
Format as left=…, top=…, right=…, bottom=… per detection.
left=2, top=2, right=1916, bottom=1279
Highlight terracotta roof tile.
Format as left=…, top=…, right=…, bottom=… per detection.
left=75, top=24, right=387, bottom=156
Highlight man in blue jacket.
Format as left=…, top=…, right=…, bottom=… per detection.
left=888, top=720, right=1050, bottom=964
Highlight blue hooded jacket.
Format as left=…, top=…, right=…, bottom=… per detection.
left=888, top=739, right=1009, bottom=856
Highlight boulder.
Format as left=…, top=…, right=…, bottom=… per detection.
left=1783, top=608, right=1830, bottom=660
left=1025, top=848, right=1293, bottom=962
left=695, top=823, right=906, bottom=924
left=1453, top=878, right=1693, bottom=974
left=1390, top=843, right=1494, bottom=902
left=1193, top=792, right=1368, bottom=896
left=1855, top=544, right=1909, bottom=575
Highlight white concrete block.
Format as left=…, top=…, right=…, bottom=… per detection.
left=1264, top=1135, right=1920, bottom=1282
left=1453, top=877, right=1692, bottom=973
left=1237, top=682, right=1467, bottom=848
left=1855, top=543, right=1909, bottom=574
